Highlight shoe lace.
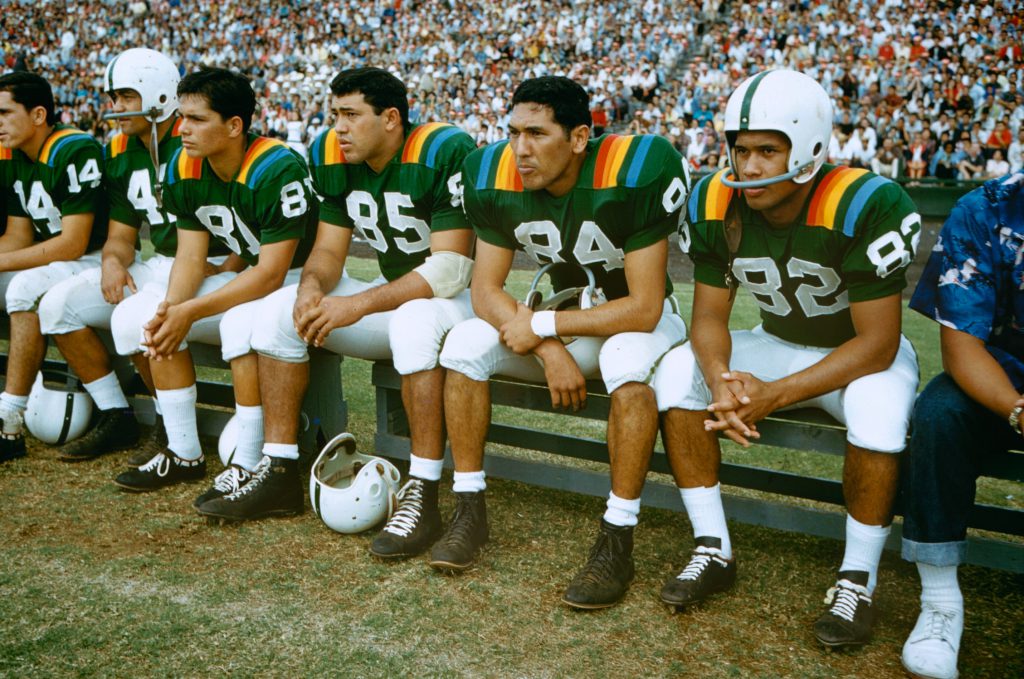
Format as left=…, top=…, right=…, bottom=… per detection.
left=575, top=532, right=620, bottom=585
left=438, top=495, right=478, bottom=547
left=675, top=545, right=724, bottom=582
left=139, top=452, right=171, bottom=477
left=382, top=479, right=424, bottom=538
left=226, top=457, right=271, bottom=500
left=922, top=608, right=957, bottom=642
left=823, top=579, right=870, bottom=622
left=213, top=465, right=252, bottom=494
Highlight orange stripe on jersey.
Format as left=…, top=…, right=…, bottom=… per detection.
left=603, top=136, right=633, bottom=188
left=809, top=167, right=868, bottom=229
left=38, top=128, right=82, bottom=164
left=109, top=134, right=130, bottom=158
left=704, top=170, right=734, bottom=221
left=171, top=118, right=183, bottom=137
left=177, top=147, right=203, bottom=179
left=236, top=137, right=286, bottom=185
left=494, top=144, right=523, bottom=192
left=401, top=122, right=445, bottom=163
left=591, top=135, right=619, bottom=188
left=0, top=146, right=11, bottom=161
left=324, top=128, right=345, bottom=165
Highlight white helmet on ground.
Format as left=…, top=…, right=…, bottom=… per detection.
left=309, top=433, right=402, bottom=534
left=104, top=48, right=180, bottom=122
left=24, top=372, right=94, bottom=445
left=722, top=69, right=833, bottom=189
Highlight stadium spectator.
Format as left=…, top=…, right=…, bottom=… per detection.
left=958, top=142, right=987, bottom=179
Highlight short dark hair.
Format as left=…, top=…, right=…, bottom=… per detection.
left=329, top=67, right=409, bottom=128
left=0, top=71, right=55, bottom=126
left=178, top=67, right=256, bottom=133
left=511, top=76, right=591, bottom=138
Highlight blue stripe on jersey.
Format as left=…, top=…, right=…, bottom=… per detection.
left=166, top=148, right=183, bottom=185
left=842, top=175, right=890, bottom=237
left=425, top=126, right=461, bottom=169
left=475, top=142, right=502, bottom=190
left=248, top=146, right=293, bottom=187
left=687, top=175, right=706, bottom=224
left=47, top=136, right=79, bottom=166
left=310, top=133, right=324, bottom=167
left=624, top=135, right=654, bottom=187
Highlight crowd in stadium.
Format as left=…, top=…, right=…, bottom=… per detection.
left=2, top=0, right=1023, bottom=179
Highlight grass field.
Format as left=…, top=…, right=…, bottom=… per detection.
left=1, top=257, right=1021, bottom=678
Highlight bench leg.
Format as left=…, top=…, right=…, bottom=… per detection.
left=299, top=350, right=346, bottom=457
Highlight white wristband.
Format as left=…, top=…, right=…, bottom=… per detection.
left=530, top=310, right=557, bottom=338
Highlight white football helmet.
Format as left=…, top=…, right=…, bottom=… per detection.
left=24, top=372, right=94, bottom=445
left=525, top=261, right=607, bottom=349
left=722, top=69, right=833, bottom=189
left=104, top=48, right=180, bottom=122
left=217, top=414, right=239, bottom=466
left=309, top=433, right=402, bottom=534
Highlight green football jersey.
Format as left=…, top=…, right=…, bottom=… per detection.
left=308, top=122, right=476, bottom=282
left=685, top=165, right=921, bottom=347
left=7, top=125, right=108, bottom=251
left=464, top=133, right=689, bottom=299
left=0, top=144, right=11, bottom=235
left=163, top=134, right=316, bottom=267
left=105, top=119, right=228, bottom=258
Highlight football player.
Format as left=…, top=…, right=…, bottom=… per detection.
left=433, top=76, right=689, bottom=611
left=246, top=67, right=476, bottom=533
left=900, top=170, right=1024, bottom=679
left=651, top=70, right=920, bottom=648
left=109, top=67, right=316, bottom=501
left=37, top=48, right=239, bottom=464
left=0, top=72, right=108, bottom=462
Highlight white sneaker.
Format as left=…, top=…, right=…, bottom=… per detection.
left=901, top=603, right=963, bottom=679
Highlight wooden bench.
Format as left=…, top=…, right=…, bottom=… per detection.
left=371, top=362, right=1024, bottom=574
left=0, top=317, right=347, bottom=457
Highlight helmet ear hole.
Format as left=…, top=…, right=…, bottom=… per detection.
left=812, top=142, right=822, bottom=156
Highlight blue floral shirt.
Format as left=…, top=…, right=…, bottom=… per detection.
left=910, top=172, right=1024, bottom=389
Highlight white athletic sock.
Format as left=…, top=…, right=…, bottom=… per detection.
left=603, top=491, right=640, bottom=527
left=263, top=442, right=299, bottom=460
left=83, top=372, right=130, bottom=411
left=155, top=385, right=202, bottom=460
left=918, top=563, right=964, bottom=612
left=0, top=391, right=28, bottom=434
left=408, top=453, right=443, bottom=482
left=452, top=470, right=486, bottom=493
left=232, top=404, right=264, bottom=471
left=680, top=483, right=732, bottom=558
left=840, top=514, right=891, bottom=594
left=153, top=399, right=163, bottom=416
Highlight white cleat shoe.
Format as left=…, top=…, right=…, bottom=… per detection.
left=901, top=603, right=963, bottom=679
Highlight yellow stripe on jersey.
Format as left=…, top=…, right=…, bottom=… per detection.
left=493, top=144, right=523, bottom=192
left=109, top=133, right=130, bottom=159
left=401, top=122, right=446, bottom=164
left=811, top=167, right=869, bottom=230
left=236, top=137, right=288, bottom=185
left=38, top=128, right=86, bottom=165
left=704, top=170, right=734, bottom=222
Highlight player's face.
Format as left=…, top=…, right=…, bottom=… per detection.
left=732, top=130, right=810, bottom=225
left=0, top=91, right=41, bottom=151
left=108, top=89, right=147, bottom=137
left=330, top=93, right=389, bottom=165
left=508, top=102, right=588, bottom=196
left=177, top=94, right=234, bottom=159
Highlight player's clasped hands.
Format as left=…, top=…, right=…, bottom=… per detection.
left=295, top=294, right=364, bottom=347
left=499, top=303, right=544, bottom=355
left=705, top=370, right=779, bottom=447
left=142, top=300, right=192, bottom=360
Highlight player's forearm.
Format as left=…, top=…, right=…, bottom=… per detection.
left=771, top=333, right=899, bottom=410
left=298, top=249, right=344, bottom=295
left=164, top=257, right=207, bottom=305
left=342, top=271, right=434, bottom=319
left=691, top=319, right=734, bottom=392
left=0, top=235, right=88, bottom=271
left=471, top=283, right=519, bottom=329
left=102, top=236, right=137, bottom=270
left=942, top=327, right=1021, bottom=420
left=553, top=293, right=664, bottom=337
left=181, top=264, right=285, bottom=322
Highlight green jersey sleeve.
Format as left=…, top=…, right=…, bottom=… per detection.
left=621, top=135, right=690, bottom=253
left=414, top=125, right=475, bottom=233
left=684, top=171, right=731, bottom=288
left=251, top=153, right=318, bottom=245
left=463, top=141, right=518, bottom=250
left=308, top=128, right=352, bottom=229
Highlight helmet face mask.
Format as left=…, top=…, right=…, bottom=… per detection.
left=104, top=48, right=180, bottom=123
left=722, top=69, right=832, bottom=189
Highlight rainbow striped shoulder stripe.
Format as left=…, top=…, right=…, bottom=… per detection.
left=401, top=123, right=463, bottom=169
left=473, top=141, right=522, bottom=192
left=0, top=145, right=12, bottom=161
left=310, top=128, right=346, bottom=167
left=236, top=137, right=293, bottom=188
left=687, top=169, right=734, bottom=224
left=167, top=146, right=203, bottom=184
left=805, top=166, right=893, bottom=236
left=589, top=134, right=658, bottom=189
left=38, top=128, right=92, bottom=167
left=106, top=133, right=130, bottom=160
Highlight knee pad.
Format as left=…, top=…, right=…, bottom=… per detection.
left=844, top=370, right=916, bottom=453
left=653, top=342, right=710, bottom=412
left=110, top=287, right=163, bottom=356
left=219, top=303, right=257, bottom=362
left=37, top=281, right=76, bottom=335
left=438, top=318, right=503, bottom=381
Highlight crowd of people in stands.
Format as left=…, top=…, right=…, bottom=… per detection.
left=3, top=0, right=1022, bottom=179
